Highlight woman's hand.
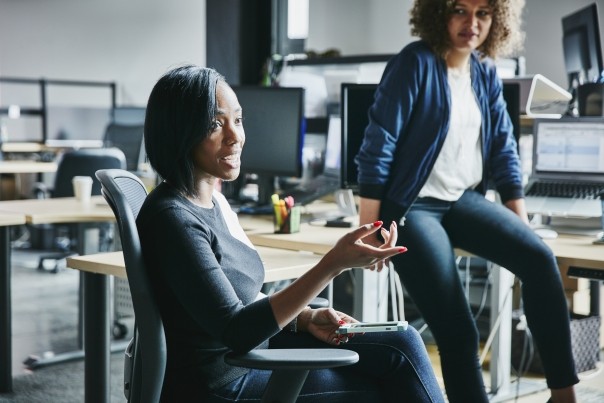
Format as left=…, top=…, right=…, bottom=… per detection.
left=300, top=308, right=359, bottom=346
left=322, top=221, right=407, bottom=274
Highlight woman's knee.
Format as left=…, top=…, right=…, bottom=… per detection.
left=514, top=242, right=559, bottom=283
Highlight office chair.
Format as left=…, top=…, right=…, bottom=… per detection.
left=103, top=123, right=144, bottom=172
left=95, top=168, right=359, bottom=403
left=33, top=148, right=126, bottom=272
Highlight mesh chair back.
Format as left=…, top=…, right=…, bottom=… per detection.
left=103, top=123, right=144, bottom=172
left=53, top=148, right=126, bottom=198
left=95, top=169, right=165, bottom=403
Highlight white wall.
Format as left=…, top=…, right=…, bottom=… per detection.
left=307, top=0, right=604, bottom=88
left=307, top=0, right=414, bottom=55
left=0, top=0, right=206, bottom=106
left=2, top=0, right=603, bottom=104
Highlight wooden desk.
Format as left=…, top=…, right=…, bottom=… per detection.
left=0, top=196, right=115, bottom=394
left=0, top=196, right=113, bottom=224
left=240, top=215, right=354, bottom=255
left=67, top=247, right=322, bottom=283
left=0, top=213, right=26, bottom=393
left=66, top=247, right=322, bottom=403
left=0, top=161, right=57, bottom=174
left=0, top=160, right=58, bottom=199
left=1, top=142, right=47, bottom=153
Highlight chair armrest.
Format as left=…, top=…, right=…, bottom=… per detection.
left=225, top=348, right=359, bottom=370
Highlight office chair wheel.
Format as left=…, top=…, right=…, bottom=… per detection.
left=113, top=321, right=128, bottom=340
left=37, top=258, right=63, bottom=273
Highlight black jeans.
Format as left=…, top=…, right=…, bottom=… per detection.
left=392, top=190, right=579, bottom=402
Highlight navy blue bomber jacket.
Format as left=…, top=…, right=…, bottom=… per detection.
left=355, top=40, right=524, bottom=223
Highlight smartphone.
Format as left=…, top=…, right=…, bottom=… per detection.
left=335, top=321, right=408, bottom=335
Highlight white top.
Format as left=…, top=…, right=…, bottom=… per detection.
left=419, top=66, right=483, bottom=201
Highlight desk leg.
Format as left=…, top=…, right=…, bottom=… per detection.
left=590, top=280, right=601, bottom=316
left=352, top=268, right=389, bottom=322
left=489, top=264, right=513, bottom=399
left=83, top=271, right=110, bottom=403
left=0, top=226, right=12, bottom=393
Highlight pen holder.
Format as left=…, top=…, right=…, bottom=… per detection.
left=274, top=205, right=301, bottom=234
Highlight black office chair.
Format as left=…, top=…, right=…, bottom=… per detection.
left=95, top=168, right=359, bottom=403
left=103, top=123, right=144, bottom=172
left=34, top=148, right=127, bottom=272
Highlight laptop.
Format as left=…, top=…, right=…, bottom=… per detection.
left=524, top=117, right=604, bottom=218
left=282, top=116, right=342, bottom=205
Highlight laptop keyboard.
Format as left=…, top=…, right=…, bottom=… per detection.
left=526, top=181, right=604, bottom=199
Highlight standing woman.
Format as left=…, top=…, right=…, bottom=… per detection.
left=356, top=1, right=578, bottom=402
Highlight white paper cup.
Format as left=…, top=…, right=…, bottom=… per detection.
left=72, top=176, right=93, bottom=203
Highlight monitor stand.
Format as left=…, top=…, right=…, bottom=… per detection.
left=256, top=175, right=277, bottom=207
left=236, top=174, right=277, bottom=215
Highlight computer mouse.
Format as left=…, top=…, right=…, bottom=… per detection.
left=534, top=227, right=558, bottom=239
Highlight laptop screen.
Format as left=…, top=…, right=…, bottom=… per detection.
left=533, top=118, right=604, bottom=179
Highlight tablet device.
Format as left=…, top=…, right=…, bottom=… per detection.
left=335, top=321, right=408, bottom=335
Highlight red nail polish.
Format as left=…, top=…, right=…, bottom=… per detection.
left=373, top=220, right=383, bottom=227
left=398, top=247, right=408, bottom=253
left=338, top=320, right=345, bottom=325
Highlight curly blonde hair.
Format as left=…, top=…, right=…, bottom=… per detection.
left=409, top=0, right=525, bottom=59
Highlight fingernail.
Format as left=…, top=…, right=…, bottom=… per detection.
left=398, top=247, right=408, bottom=253
left=335, top=339, right=340, bottom=345
left=338, top=320, right=345, bottom=325
left=373, top=220, right=383, bottom=227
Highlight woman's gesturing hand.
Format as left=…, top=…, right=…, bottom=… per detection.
left=323, top=220, right=407, bottom=273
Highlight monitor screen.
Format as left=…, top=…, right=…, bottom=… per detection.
left=562, top=4, right=603, bottom=88
left=234, top=86, right=304, bottom=177
left=112, top=106, right=146, bottom=125
left=502, top=82, right=521, bottom=152
left=340, top=83, right=377, bottom=191
left=45, top=106, right=111, bottom=148
left=232, top=86, right=304, bottom=206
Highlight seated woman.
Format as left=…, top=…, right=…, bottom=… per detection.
left=137, top=64, right=445, bottom=402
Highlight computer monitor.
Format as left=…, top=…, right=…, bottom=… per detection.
left=502, top=82, right=521, bottom=152
left=45, top=106, right=111, bottom=148
left=112, top=106, right=146, bottom=125
left=562, top=3, right=603, bottom=90
left=340, top=83, right=377, bottom=192
left=233, top=86, right=305, bottom=206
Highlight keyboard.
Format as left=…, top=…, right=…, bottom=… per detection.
left=525, top=181, right=604, bottom=199
left=567, top=266, right=604, bottom=281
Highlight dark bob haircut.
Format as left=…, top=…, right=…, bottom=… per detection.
left=144, top=65, right=225, bottom=197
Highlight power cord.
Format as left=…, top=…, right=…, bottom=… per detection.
left=512, top=311, right=535, bottom=402
left=479, top=282, right=514, bottom=366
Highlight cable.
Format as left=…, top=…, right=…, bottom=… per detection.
left=393, top=268, right=405, bottom=321
left=389, top=264, right=398, bottom=321
left=472, top=264, right=492, bottom=321
left=479, top=283, right=514, bottom=366
left=513, top=314, right=534, bottom=402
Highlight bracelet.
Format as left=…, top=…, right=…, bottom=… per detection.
left=288, top=316, right=298, bottom=333
left=288, top=306, right=311, bottom=333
